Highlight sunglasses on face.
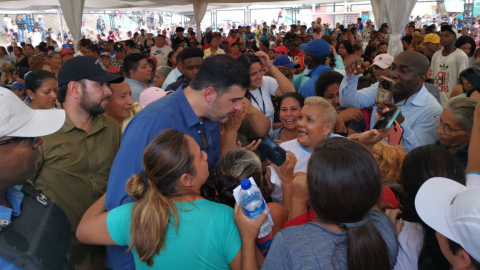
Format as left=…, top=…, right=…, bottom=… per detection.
left=0, top=137, right=37, bottom=147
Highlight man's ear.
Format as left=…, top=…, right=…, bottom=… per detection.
left=68, top=81, right=83, bottom=100
left=455, top=249, right=474, bottom=269
left=204, top=87, right=217, bottom=104
left=177, top=62, right=184, bottom=73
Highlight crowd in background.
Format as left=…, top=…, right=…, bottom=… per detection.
left=1, top=9, right=480, bottom=270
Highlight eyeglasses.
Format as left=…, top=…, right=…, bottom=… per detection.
left=434, top=115, right=465, bottom=136
left=0, top=137, right=37, bottom=147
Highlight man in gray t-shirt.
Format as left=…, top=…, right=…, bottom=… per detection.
left=262, top=210, right=399, bottom=270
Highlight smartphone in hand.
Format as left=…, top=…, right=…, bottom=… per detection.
left=373, top=108, right=401, bottom=130
left=257, top=137, right=287, bottom=166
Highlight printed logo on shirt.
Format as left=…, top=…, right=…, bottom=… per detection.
left=153, top=50, right=164, bottom=56
left=435, top=70, right=450, bottom=93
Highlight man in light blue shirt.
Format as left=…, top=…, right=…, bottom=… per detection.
left=298, top=39, right=333, bottom=98
left=339, top=51, right=442, bottom=152
left=162, top=67, right=182, bottom=89
left=123, top=53, right=150, bottom=102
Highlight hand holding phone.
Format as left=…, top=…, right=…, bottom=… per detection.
left=373, top=108, right=404, bottom=145
left=373, top=108, right=401, bottom=131
left=375, top=76, right=395, bottom=104
left=256, top=137, right=287, bottom=166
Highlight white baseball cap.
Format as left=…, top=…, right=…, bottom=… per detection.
left=373, top=54, right=394, bottom=69
left=0, top=88, right=66, bottom=138
left=415, top=177, right=480, bottom=261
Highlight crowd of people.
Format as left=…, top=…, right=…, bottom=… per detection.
left=1, top=10, right=480, bottom=270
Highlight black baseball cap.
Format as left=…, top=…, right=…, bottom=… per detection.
left=176, top=27, right=185, bottom=32
left=114, top=42, right=124, bottom=52
left=57, top=56, right=124, bottom=86
left=441, top=25, right=457, bottom=36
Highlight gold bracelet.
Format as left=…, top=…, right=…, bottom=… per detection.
left=271, top=66, right=278, bottom=76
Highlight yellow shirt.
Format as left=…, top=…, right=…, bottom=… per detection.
left=203, top=47, right=226, bottom=59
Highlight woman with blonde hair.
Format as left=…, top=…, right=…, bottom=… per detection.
left=411, top=32, right=424, bottom=52
left=267, top=96, right=341, bottom=211
left=77, top=130, right=251, bottom=269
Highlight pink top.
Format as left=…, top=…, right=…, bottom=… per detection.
left=313, top=31, right=324, bottom=39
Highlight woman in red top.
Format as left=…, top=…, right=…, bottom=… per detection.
left=228, top=42, right=242, bottom=59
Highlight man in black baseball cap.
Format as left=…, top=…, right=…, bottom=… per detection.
left=34, top=55, right=124, bottom=267
left=112, top=42, right=126, bottom=70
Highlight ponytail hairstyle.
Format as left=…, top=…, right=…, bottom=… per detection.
left=215, top=147, right=272, bottom=202
left=307, top=137, right=391, bottom=270
left=400, top=145, right=465, bottom=270
left=125, top=129, right=197, bottom=266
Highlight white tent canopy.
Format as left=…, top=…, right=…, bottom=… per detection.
left=0, top=0, right=415, bottom=56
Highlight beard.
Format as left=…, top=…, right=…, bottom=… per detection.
left=206, top=97, right=233, bottom=123
left=80, top=88, right=109, bottom=115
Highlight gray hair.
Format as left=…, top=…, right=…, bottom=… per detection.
left=2, top=61, right=14, bottom=72
left=48, top=51, right=61, bottom=59
left=304, top=96, right=337, bottom=126
left=216, top=147, right=262, bottom=184
left=156, top=66, right=172, bottom=80
left=447, top=97, right=479, bottom=133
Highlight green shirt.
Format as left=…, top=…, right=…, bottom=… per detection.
left=34, top=114, right=120, bottom=260
left=107, top=200, right=241, bottom=270
left=292, top=69, right=310, bottom=92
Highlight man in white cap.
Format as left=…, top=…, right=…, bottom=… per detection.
left=35, top=15, right=45, bottom=41
left=415, top=177, right=480, bottom=269
left=0, top=88, right=73, bottom=269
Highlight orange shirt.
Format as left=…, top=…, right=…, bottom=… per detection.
left=107, top=65, right=121, bottom=73
left=226, top=36, right=241, bottom=50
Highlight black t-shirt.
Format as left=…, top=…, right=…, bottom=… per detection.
left=15, top=56, right=29, bottom=69
left=172, top=37, right=191, bottom=48
left=284, top=32, right=297, bottom=43
left=362, top=54, right=372, bottom=64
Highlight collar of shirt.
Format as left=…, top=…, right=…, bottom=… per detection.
left=61, top=114, right=108, bottom=135
left=306, top=65, right=332, bottom=78
left=125, top=77, right=147, bottom=88
left=175, top=75, right=187, bottom=84
left=173, top=67, right=182, bottom=77
left=397, top=85, right=429, bottom=107
left=175, top=87, right=204, bottom=128
left=0, top=187, right=24, bottom=225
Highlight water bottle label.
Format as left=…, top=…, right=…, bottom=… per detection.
left=242, top=200, right=267, bottom=218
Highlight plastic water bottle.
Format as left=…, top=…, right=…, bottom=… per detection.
left=239, top=179, right=272, bottom=238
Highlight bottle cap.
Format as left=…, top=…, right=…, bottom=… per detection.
left=240, top=179, right=251, bottom=190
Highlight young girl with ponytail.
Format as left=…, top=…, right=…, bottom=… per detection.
left=76, top=130, right=253, bottom=269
